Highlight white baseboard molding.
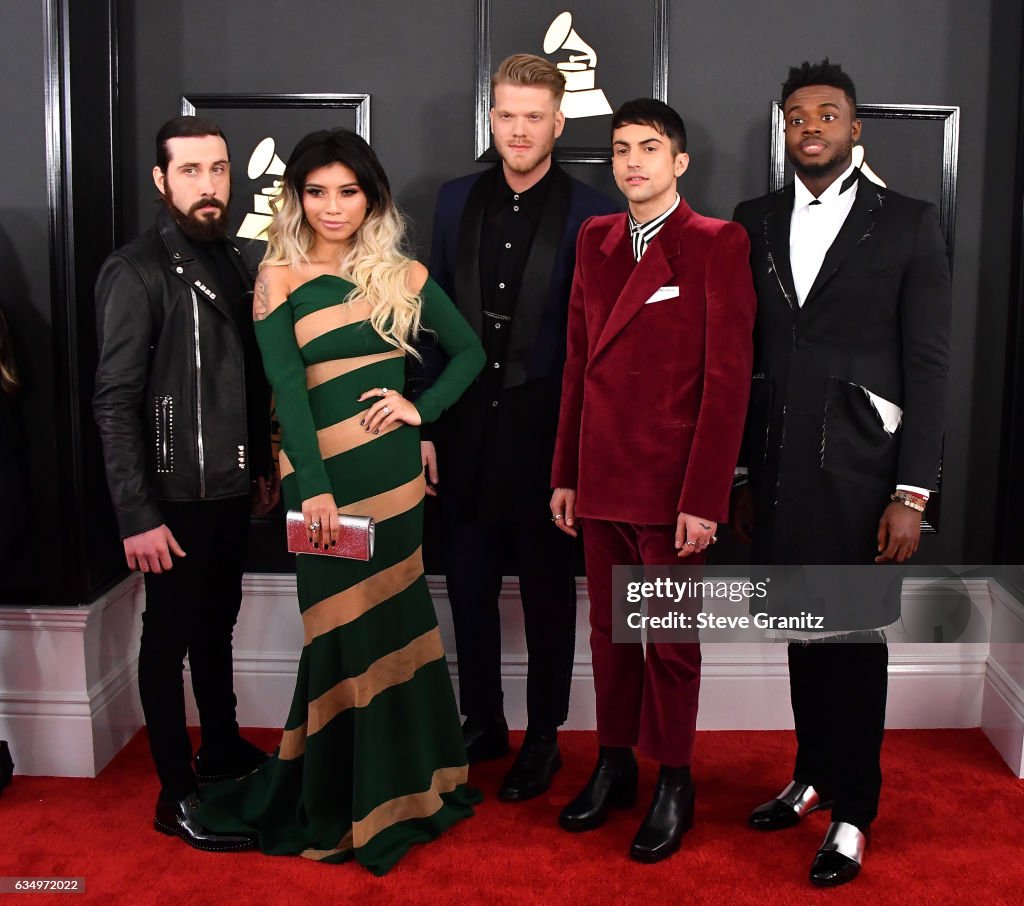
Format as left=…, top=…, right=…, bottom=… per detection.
left=192, top=575, right=993, bottom=734
left=0, top=578, right=144, bottom=777
left=981, top=581, right=1024, bottom=777
left=4, top=572, right=1020, bottom=777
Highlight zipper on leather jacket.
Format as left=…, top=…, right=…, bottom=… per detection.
left=190, top=288, right=206, bottom=497
left=154, top=395, right=174, bottom=473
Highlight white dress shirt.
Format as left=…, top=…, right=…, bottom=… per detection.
left=790, top=162, right=859, bottom=307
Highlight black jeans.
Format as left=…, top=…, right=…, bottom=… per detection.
left=138, top=496, right=250, bottom=801
left=789, top=636, right=889, bottom=832
left=442, top=500, right=577, bottom=732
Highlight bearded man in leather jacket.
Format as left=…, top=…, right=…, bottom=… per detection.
left=93, top=116, right=277, bottom=852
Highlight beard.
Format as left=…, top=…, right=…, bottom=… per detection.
left=496, top=134, right=557, bottom=176
left=162, top=188, right=229, bottom=242
left=788, top=136, right=854, bottom=180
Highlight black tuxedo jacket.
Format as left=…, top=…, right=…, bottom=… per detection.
left=733, top=171, right=951, bottom=586
left=422, top=164, right=616, bottom=522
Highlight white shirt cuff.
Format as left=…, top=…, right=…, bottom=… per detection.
left=896, top=484, right=930, bottom=500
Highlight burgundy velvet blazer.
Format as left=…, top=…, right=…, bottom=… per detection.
left=551, top=199, right=756, bottom=525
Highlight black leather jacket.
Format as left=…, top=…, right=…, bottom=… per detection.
left=93, top=208, right=272, bottom=538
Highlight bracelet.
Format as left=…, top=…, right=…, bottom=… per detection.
left=898, top=489, right=928, bottom=501
left=891, top=491, right=926, bottom=512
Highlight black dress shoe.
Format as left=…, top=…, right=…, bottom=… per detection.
left=194, top=736, right=269, bottom=784
left=558, top=746, right=638, bottom=832
left=809, top=821, right=867, bottom=887
left=497, top=732, right=562, bottom=802
left=629, top=766, right=694, bottom=863
left=749, top=782, right=829, bottom=831
left=462, top=719, right=509, bottom=763
left=154, top=793, right=256, bottom=852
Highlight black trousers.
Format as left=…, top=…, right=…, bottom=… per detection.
left=138, top=496, right=249, bottom=801
left=442, top=499, right=577, bottom=731
left=789, top=637, right=889, bottom=832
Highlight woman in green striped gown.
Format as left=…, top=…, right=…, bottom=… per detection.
left=197, top=129, right=485, bottom=874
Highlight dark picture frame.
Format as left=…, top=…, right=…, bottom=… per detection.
left=769, top=101, right=961, bottom=533
left=178, top=93, right=371, bottom=572
left=180, top=93, right=371, bottom=249
left=180, top=92, right=371, bottom=133
left=475, top=0, right=669, bottom=164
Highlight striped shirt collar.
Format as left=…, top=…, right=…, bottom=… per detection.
left=628, top=194, right=680, bottom=261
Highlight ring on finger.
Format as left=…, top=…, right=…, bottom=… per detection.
left=382, top=405, right=390, bottom=416
left=379, top=387, right=389, bottom=396
left=309, top=520, right=321, bottom=531
left=685, top=540, right=697, bottom=547
left=552, top=514, right=564, bottom=521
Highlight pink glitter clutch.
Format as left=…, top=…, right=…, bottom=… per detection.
left=285, top=510, right=375, bottom=560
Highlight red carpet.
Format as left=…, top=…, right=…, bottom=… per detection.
left=1, top=729, right=1022, bottom=905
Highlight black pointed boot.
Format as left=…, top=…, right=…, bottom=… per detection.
left=558, top=746, right=638, bottom=832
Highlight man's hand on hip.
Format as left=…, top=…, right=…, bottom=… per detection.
left=123, top=525, right=186, bottom=574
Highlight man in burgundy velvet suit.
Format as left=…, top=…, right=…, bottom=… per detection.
left=550, top=99, right=756, bottom=862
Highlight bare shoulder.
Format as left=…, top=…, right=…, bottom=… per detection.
left=253, top=266, right=291, bottom=320
left=405, top=260, right=429, bottom=294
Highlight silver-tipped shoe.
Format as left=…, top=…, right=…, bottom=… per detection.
left=748, top=781, right=830, bottom=831
left=810, top=821, right=867, bottom=887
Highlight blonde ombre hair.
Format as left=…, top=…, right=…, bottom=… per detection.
left=262, top=128, right=423, bottom=358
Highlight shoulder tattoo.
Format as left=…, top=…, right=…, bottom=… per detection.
left=253, top=275, right=270, bottom=321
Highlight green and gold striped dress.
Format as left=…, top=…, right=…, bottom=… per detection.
left=197, top=273, right=485, bottom=875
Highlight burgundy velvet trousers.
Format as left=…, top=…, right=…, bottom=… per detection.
left=581, top=518, right=702, bottom=767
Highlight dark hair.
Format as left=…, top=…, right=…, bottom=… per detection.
left=155, top=115, right=229, bottom=172
left=610, top=98, right=687, bottom=154
left=781, top=59, right=857, bottom=112
left=283, top=128, right=394, bottom=217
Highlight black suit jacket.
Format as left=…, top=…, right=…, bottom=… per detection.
left=733, top=172, right=951, bottom=594
left=422, top=164, right=617, bottom=522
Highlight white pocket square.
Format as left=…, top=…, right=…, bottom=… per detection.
left=861, top=388, right=903, bottom=435
left=644, top=286, right=680, bottom=304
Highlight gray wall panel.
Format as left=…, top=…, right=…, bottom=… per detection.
left=114, top=0, right=1021, bottom=565
left=0, top=2, right=59, bottom=600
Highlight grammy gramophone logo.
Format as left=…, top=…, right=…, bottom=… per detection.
left=542, top=11, right=612, bottom=119
left=236, top=136, right=286, bottom=241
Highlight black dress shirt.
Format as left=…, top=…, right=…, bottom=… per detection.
left=478, top=168, right=553, bottom=394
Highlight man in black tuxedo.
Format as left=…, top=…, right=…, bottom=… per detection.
left=423, top=54, right=616, bottom=801
left=731, top=60, right=951, bottom=887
